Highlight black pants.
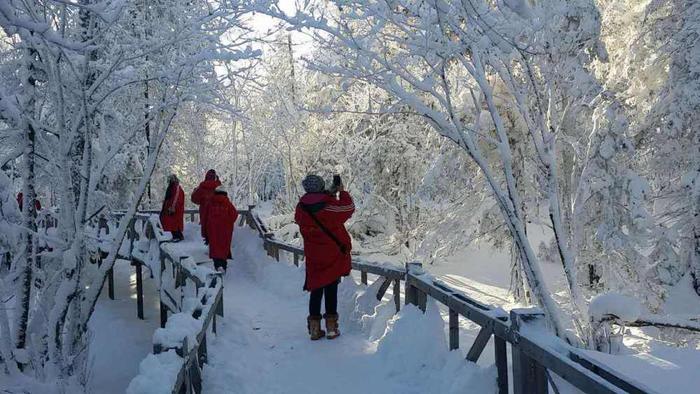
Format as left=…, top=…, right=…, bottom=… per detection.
left=213, top=258, right=228, bottom=271
left=309, top=280, right=339, bottom=317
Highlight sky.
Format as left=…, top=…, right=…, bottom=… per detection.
left=246, top=0, right=315, bottom=59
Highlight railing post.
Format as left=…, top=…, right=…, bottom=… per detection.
left=216, top=293, right=224, bottom=318
left=160, top=250, right=168, bottom=327
left=247, top=205, right=256, bottom=228
left=132, top=259, right=144, bottom=320
left=107, top=266, right=115, bottom=300
left=127, top=218, right=136, bottom=258
left=495, top=335, right=508, bottom=394
left=361, top=270, right=368, bottom=285
left=510, top=309, right=547, bottom=394
left=160, top=301, right=168, bottom=328
left=293, top=253, right=299, bottom=267
left=198, top=333, right=208, bottom=366
left=393, top=279, right=401, bottom=312
left=449, top=309, right=459, bottom=350
left=405, top=262, right=426, bottom=311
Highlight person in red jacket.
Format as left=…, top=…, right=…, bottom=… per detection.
left=159, top=174, right=185, bottom=241
left=294, top=174, right=354, bottom=340
left=191, top=169, right=221, bottom=244
left=17, top=192, right=41, bottom=212
left=205, top=186, right=238, bottom=273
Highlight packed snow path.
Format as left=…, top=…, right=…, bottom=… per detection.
left=204, top=262, right=404, bottom=393
left=198, top=228, right=495, bottom=394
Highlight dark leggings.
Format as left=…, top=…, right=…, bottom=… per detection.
left=309, top=280, right=339, bottom=316
left=213, top=258, right=228, bottom=270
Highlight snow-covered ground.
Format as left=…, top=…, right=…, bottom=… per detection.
left=203, top=228, right=495, bottom=393
left=86, top=220, right=700, bottom=394
left=88, top=259, right=160, bottom=394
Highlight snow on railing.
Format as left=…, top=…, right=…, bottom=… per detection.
left=94, top=210, right=247, bottom=394
left=243, top=206, right=656, bottom=394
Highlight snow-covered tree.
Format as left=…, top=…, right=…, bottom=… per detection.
left=0, top=0, right=256, bottom=386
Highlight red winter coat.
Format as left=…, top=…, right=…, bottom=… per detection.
left=205, top=193, right=238, bottom=259
left=295, top=191, right=355, bottom=291
left=17, top=192, right=41, bottom=212
left=159, top=183, right=185, bottom=232
left=191, top=179, right=221, bottom=238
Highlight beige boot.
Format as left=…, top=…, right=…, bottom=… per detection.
left=324, top=314, right=340, bottom=340
left=307, top=315, right=325, bottom=340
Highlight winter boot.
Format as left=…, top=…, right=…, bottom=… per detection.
left=307, top=315, right=325, bottom=340
left=324, top=313, right=340, bottom=340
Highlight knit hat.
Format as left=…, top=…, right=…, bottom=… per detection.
left=168, top=174, right=179, bottom=183
left=205, top=169, right=217, bottom=181
left=302, top=174, right=325, bottom=193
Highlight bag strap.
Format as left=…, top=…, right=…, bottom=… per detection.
left=300, top=203, right=348, bottom=255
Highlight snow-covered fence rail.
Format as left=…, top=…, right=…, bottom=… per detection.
left=113, top=208, right=202, bottom=223
left=242, top=207, right=655, bottom=394
left=93, top=209, right=245, bottom=394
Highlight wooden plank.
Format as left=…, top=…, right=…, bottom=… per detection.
left=568, top=351, right=653, bottom=394
left=515, top=335, right=625, bottom=394
left=494, top=335, right=508, bottom=394
left=352, top=260, right=405, bottom=280
left=215, top=291, right=224, bottom=318
left=466, top=326, right=491, bottom=362
left=188, top=357, right=202, bottom=394
left=375, top=277, right=392, bottom=300
left=198, top=333, right=208, bottom=366
left=405, top=278, right=416, bottom=306
left=449, top=309, right=459, bottom=351
left=512, top=344, right=547, bottom=394
left=416, top=287, right=427, bottom=312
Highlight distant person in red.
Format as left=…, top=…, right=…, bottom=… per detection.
left=295, top=174, right=354, bottom=340
left=191, top=169, right=221, bottom=244
left=159, top=174, right=185, bottom=242
left=205, top=186, right=238, bottom=273
left=16, top=192, right=41, bottom=212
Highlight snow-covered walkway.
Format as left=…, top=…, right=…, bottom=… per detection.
left=200, top=228, right=495, bottom=394
left=91, top=221, right=700, bottom=394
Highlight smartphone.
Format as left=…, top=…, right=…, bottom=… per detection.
left=332, top=175, right=342, bottom=188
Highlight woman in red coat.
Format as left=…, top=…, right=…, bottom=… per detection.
left=294, top=174, right=354, bottom=340
left=16, top=192, right=41, bottom=212
left=160, top=175, right=185, bottom=241
left=205, top=186, right=238, bottom=273
left=191, top=169, right=221, bottom=244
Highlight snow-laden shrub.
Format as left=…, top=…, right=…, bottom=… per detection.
left=589, top=292, right=643, bottom=323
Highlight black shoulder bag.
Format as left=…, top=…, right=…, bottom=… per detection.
left=300, top=203, right=348, bottom=255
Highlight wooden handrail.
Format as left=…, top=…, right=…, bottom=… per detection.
left=96, top=209, right=232, bottom=394
left=245, top=207, right=655, bottom=394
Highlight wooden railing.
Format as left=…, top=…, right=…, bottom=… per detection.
left=242, top=206, right=655, bottom=394
left=95, top=209, right=247, bottom=394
